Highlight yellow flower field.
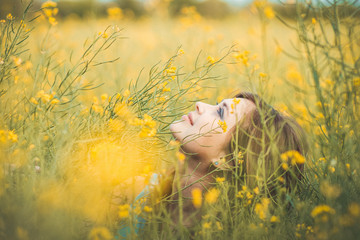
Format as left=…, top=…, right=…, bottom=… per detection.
left=0, top=0, right=359, bottom=239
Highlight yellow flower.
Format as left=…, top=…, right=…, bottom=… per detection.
left=48, top=17, right=58, bottom=26
left=232, top=98, right=241, bottom=105
left=282, top=163, right=288, bottom=171
left=162, top=87, right=171, bottom=92
left=123, top=89, right=130, bottom=98
left=205, top=188, right=220, bottom=204
left=143, top=206, right=153, bottom=212
left=119, top=204, right=130, bottom=218
left=88, top=227, right=113, bottom=240
left=216, top=221, right=223, bottom=230
left=346, top=163, right=350, bottom=171
left=6, top=13, right=14, bottom=20
left=311, top=205, right=335, bottom=218
left=264, top=6, right=275, bottom=19
left=259, top=72, right=267, bottom=78
left=255, top=198, right=270, bottom=220
left=107, top=7, right=123, bottom=19
left=218, top=120, right=227, bottom=132
left=216, top=177, right=225, bottom=183
left=101, top=94, right=108, bottom=103
left=320, top=181, right=341, bottom=199
left=312, top=18, right=316, bottom=24
left=280, top=150, right=305, bottom=165
left=207, top=56, right=216, bottom=64
left=253, top=187, right=260, bottom=195
left=270, top=215, right=280, bottom=222
left=348, top=203, right=360, bottom=217
left=12, top=56, right=22, bottom=66
left=8, top=130, right=18, bottom=142
left=143, top=114, right=156, bottom=128
left=139, top=127, right=156, bottom=138
left=41, top=94, right=51, bottom=103
left=42, top=1, right=57, bottom=8
left=30, top=97, right=39, bottom=105
left=169, top=140, right=180, bottom=147
left=353, top=77, right=360, bottom=87
left=50, top=99, right=60, bottom=105
left=191, top=188, right=202, bottom=208
left=178, top=49, right=185, bottom=55
left=202, top=222, right=211, bottom=229
left=176, top=151, right=186, bottom=163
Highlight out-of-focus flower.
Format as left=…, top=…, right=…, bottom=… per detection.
left=216, top=177, right=225, bottom=183
left=13, top=57, right=22, bottom=66
left=205, top=188, right=219, bottom=204
left=264, top=6, right=275, bottom=19
left=119, top=204, right=130, bottom=218
left=280, top=150, right=305, bottom=165
left=143, top=206, right=152, bottom=212
left=270, top=215, right=280, bottom=222
left=255, top=198, right=270, bottom=220
left=207, top=56, right=216, bottom=64
left=320, top=181, right=341, bottom=199
left=107, top=7, right=123, bottom=20
left=202, top=222, right=211, bottom=229
left=88, top=227, right=113, bottom=240
left=176, top=151, right=186, bottom=163
left=191, top=188, right=202, bottom=208
left=348, top=202, right=360, bottom=217
left=311, top=205, right=335, bottom=218
left=6, top=13, right=14, bottom=20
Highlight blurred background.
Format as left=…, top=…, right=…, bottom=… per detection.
left=0, top=0, right=302, bottom=19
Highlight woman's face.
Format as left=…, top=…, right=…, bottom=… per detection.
left=170, top=98, right=256, bottom=161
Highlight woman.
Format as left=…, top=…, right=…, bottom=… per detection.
left=116, top=91, right=307, bottom=236
left=165, top=91, right=308, bottom=227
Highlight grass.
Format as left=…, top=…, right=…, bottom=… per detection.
left=0, top=0, right=359, bottom=239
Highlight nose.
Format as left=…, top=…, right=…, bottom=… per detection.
left=195, top=102, right=204, bottom=114
left=196, top=102, right=213, bottom=114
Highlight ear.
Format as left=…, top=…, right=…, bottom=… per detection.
left=211, top=157, right=233, bottom=171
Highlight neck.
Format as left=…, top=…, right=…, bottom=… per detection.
left=168, top=156, right=218, bottom=227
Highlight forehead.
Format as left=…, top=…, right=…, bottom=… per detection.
left=222, top=98, right=256, bottom=117
left=222, top=98, right=255, bottom=109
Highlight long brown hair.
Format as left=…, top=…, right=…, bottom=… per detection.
left=230, top=92, right=308, bottom=193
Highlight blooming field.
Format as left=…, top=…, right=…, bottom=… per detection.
left=0, top=0, right=360, bottom=239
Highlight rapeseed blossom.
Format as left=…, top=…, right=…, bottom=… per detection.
left=176, top=151, right=186, bottom=163
left=255, top=198, right=270, bottom=220
left=205, top=188, right=219, bottom=204
left=107, top=7, right=123, bottom=20
left=264, top=6, right=275, bottom=19
left=280, top=150, right=305, bottom=165
left=88, top=227, right=113, bottom=240
left=191, top=188, right=202, bottom=208
left=218, top=120, right=227, bottom=132
left=41, top=1, right=58, bottom=25
left=311, top=205, right=335, bottom=218
left=119, top=204, right=130, bottom=218
left=216, top=177, right=225, bottom=183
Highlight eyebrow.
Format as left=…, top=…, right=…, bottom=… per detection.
left=222, top=101, right=229, bottom=114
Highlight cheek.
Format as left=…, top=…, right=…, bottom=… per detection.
left=184, top=133, right=227, bottom=155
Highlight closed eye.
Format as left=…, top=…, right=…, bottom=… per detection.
left=217, top=107, right=224, bottom=119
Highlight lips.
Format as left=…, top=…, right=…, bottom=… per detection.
left=181, top=113, right=194, bottom=126
left=188, top=113, right=194, bottom=126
